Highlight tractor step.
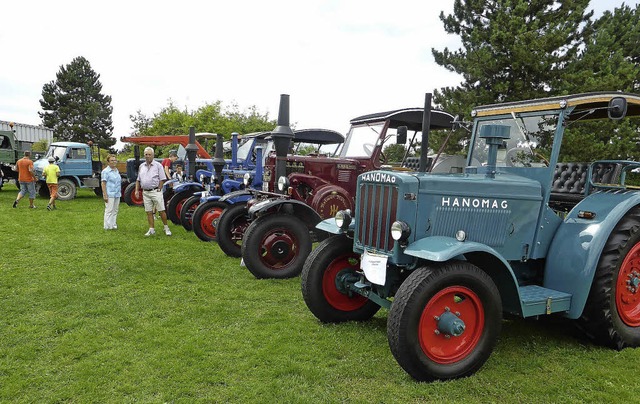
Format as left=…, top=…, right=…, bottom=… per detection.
left=519, top=285, right=571, bottom=317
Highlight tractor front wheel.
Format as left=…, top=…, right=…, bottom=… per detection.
left=579, top=207, right=640, bottom=349
left=301, top=234, right=381, bottom=322
left=242, top=213, right=311, bottom=279
left=180, top=195, right=202, bottom=231
left=216, top=202, right=250, bottom=258
left=192, top=200, right=228, bottom=242
left=123, top=182, right=143, bottom=206
left=387, top=261, right=502, bottom=382
left=167, top=191, right=192, bottom=225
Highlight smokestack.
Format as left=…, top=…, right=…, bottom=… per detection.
left=185, top=126, right=198, bottom=181
left=212, top=133, right=226, bottom=193
left=271, top=94, right=294, bottom=193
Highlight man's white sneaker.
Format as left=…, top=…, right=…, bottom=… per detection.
left=164, top=227, right=172, bottom=236
left=145, top=229, right=156, bottom=236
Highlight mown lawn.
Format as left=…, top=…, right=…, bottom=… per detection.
left=1, top=184, right=639, bottom=403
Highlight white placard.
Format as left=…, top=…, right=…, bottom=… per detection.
left=360, top=250, right=388, bottom=286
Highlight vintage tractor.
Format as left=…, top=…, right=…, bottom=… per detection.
left=232, top=103, right=456, bottom=279
left=301, top=92, right=640, bottom=382
left=190, top=127, right=345, bottom=246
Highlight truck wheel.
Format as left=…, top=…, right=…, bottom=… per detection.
left=123, top=183, right=143, bottom=206
left=179, top=195, right=202, bottom=231
left=192, top=200, right=228, bottom=242
left=242, top=214, right=311, bottom=279
left=167, top=191, right=192, bottom=225
left=387, top=262, right=502, bottom=382
left=579, top=207, right=640, bottom=349
left=216, top=202, right=250, bottom=258
left=56, top=179, right=77, bottom=201
left=301, top=234, right=381, bottom=322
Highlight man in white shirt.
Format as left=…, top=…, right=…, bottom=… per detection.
left=135, top=147, right=172, bottom=236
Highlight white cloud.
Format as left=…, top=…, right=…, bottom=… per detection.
left=0, top=0, right=635, bottom=143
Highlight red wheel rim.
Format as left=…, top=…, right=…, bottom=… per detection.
left=418, top=286, right=484, bottom=364
left=616, top=242, right=640, bottom=327
left=131, top=191, right=144, bottom=205
left=185, top=202, right=199, bottom=225
left=322, top=254, right=368, bottom=311
left=258, top=227, right=298, bottom=269
left=200, top=207, right=224, bottom=238
left=175, top=198, right=186, bottom=220
left=229, top=217, right=249, bottom=247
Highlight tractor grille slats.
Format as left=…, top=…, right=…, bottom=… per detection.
left=357, top=183, right=398, bottom=252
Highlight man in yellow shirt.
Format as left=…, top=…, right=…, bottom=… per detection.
left=43, top=157, right=61, bottom=210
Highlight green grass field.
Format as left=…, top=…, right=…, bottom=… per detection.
left=1, top=184, right=639, bottom=403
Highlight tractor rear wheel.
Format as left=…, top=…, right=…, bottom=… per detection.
left=123, top=182, right=143, bottom=206
left=167, top=191, right=192, bottom=225
left=387, top=261, right=502, bottom=382
left=579, top=207, right=640, bottom=349
left=192, top=200, right=228, bottom=242
left=301, top=234, right=380, bottom=322
left=179, top=195, right=202, bottom=231
left=56, top=179, right=77, bottom=201
left=216, top=202, right=250, bottom=258
left=242, top=213, right=311, bottom=279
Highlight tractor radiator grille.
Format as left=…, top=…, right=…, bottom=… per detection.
left=432, top=206, right=510, bottom=247
left=356, top=183, right=398, bottom=253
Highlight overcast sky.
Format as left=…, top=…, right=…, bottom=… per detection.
left=1, top=0, right=636, bottom=146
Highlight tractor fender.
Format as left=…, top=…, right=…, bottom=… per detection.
left=248, top=198, right=323, bottom=229
left=200, top=194, right=222, bottom=203
left=404, top=236, right=524, bottom=316
left=173, top=182, right=205, bottom=194
left=544, top=191, right=640, bottom=319
left=219, top=189, right=254, bottom=203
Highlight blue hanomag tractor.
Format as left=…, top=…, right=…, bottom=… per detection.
left=301, top=92, right=640, bottom=381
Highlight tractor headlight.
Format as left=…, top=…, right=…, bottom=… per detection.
left=243, top=172, right=251, bottom=186
left=391, top=221, right=411, bottom=242
left=335, top=209, right=352, bottom=230
left=277, top=176, right=289, bottom=192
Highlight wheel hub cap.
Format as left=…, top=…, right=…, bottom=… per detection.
left=435, top=308, right=466, bottom=337
left=270, top=240, right=290, bottom=259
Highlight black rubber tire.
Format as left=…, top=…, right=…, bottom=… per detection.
left=387, top=262, right=502, bottom=382
left=216, top=202, right=249, bottom=258
left=123, top=182, right=143, bottom=206
left=167, top=190, right=192, bottom=225
left=56, top=178, right=77, bottom=201
left=241, top=214, right=312, bottom=279
left=578, top=206, right=640, bottom=349
left=301, top=234, right=381, bottom=323
left=179, top=195, right=202, bottom=232
left=192, top=200, right=229, bottom=242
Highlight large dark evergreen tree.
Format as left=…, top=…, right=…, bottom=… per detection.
left=39, top=56, right=115, bottom=149
left=430, top=0, right=593, bottom=153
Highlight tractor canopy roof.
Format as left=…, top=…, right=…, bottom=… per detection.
left=473, top=91, right=640, bottom=120
left=349, top=108, right=454, bottom=132
left=292, top=129, right=344, bottom=144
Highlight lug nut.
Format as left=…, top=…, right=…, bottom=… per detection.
left=434, top=330, right=440, bottom=335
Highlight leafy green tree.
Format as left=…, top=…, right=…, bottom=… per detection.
left=39, top=56, right=114, bottom=149
left=127, top=101, right=277, bottom=156
left=560, top=4, right=640, bottom=161
left=431, top=0, right=593, bottom=153
left=383, top=144, right=409, bottom=163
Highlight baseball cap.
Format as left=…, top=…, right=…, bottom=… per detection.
left=48, top=157, right=55, bottom=162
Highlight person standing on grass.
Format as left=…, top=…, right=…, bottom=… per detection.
left=42, top=156, right=60, bottom=210
left=101, top=154, right=122, bottom=230
left=135, top=147, right=172, bottom=236
left=12, top=150, right=37, bottom=209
